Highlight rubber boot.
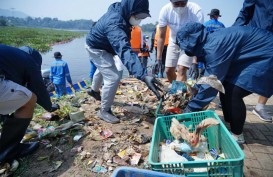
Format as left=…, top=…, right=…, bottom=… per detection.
left=0, top=117, right=39, bottom=163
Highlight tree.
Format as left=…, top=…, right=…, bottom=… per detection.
left=0, top=18, right=8, bottom=26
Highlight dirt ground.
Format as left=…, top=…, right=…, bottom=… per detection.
left=3, top=78, right=162, bottom=177
left=2, top=78, right=270, bottom=177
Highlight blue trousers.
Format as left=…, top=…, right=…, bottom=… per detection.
left=54, top=84, right=66, bottom=98
left=89, top=60, right=97, bottom=79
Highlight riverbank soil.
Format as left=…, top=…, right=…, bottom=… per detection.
left=1, top=78, right=273, bottom=177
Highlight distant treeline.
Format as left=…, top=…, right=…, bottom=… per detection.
left=0, top=16, right=156, bottom=32
left=0, top=16, right=94, bottom=30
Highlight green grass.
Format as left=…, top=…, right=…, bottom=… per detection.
left=0, top=26, right=86, bottom=53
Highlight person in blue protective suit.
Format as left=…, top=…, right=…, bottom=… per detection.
left=176, top=22, right=273, bottom=144
left=204, top=9, right=225, bottom=32
left=89, top=60, right=97, bottom=84
left=0, top=45, right=59, bottom=164
left=233, top=0, right=273, bottom=123
left=85, top=0, right=162, bottom=124
left=190, top=9, right=225, bottom=80
left=49, top=52, right=73, bottom=98
left=87, top=22, right=98, bottom=85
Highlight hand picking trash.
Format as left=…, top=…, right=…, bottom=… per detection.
left=158, top=74, right=224, bottom=115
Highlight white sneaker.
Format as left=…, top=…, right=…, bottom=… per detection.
left=231, top=132, right=245, bottom=144
left=252, top=108, right=272, bottom=122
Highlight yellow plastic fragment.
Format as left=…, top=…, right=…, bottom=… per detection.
left=117, top=149, right=127, bottom=158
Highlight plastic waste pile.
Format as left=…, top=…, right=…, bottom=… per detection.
left=159, top=80, right=195, bottom=115
left=159, top=118, right=225, bottom=172
left=159, top=75, right=224, bottom=115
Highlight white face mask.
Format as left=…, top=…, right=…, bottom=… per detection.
left=173, top=7, right=186, bottom=15
left=129, top=16, right=142, bottom=26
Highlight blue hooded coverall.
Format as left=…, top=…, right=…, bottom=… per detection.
left=49, top=59, right=72, bottom=98
left=198, top=18, right=225, bottom=77
left=231, top=0, right=273, bottom=123
left=85, top=0, right=148, bottom=111
left=233, top=0, right=273, bottom=32
left=0, top=44, right=52, bottom=112
left=177, top=22, right=273, bottom=134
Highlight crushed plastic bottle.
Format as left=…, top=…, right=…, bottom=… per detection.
left=170, top=142, right=192, bottom=153
left=181, top=153, right=195, bottom=161
left=169, top=80, right=187, bottom=94
left=159, top=144, right=188, bottom=163
left=209, top=148, right=225, bottom=160
left=170, top=141, right=208, bottom=153
left=38, top=126, right=59, bottom=139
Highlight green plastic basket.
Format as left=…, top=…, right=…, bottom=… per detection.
left=155, top=98, right=164, bottom=117
left=149, top=110, right=244, bottom=177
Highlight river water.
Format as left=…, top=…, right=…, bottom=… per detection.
left=41, top=35, right=155, bottom=83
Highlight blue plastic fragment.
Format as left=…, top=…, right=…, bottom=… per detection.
left=182, top=153, right=195, bottom=161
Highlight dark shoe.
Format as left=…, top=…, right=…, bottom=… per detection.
left=0, top=143, right=19, bottom=163
left=0, top=117, right=32, bottom=163
left=87, top=89, right=101, bottom=101
left=252, top=108, right=272, bottom=122
left=97, top=110, right=120, bottom=124
left=17, top=142, right=39, bottom=158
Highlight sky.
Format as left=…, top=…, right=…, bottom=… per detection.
left=0, top=0, right=244, bottom=27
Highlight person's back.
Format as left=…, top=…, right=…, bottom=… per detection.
left=194, top=9, right=225, bottom=79
left=0, top=45, right=58, bottom=163
left=0, top=44, right=52, bottom=110
left=176, top=22, right=273, bottom=144
left=204, top=19, right=225, bottom=32
left=86, top=1, right=132, bottom=55
left=50, top=52, right=72, bottom=98
left=0, top=45, right=39, bottom=85
left=233, top=0, right=273, bottom=32
left=51, top=59, right=68, bottom=84
left=177, top=23, right=273, bottom=99
left=233, top=0, right=273, bottom=122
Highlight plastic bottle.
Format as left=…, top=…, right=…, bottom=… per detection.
left=170, top=142, right=193, bottom=153
left=182, top=153, right=195, bottom=161
left=38, top=126, right=58, bottom=139
left=169, top=81, right=187, bottom=94
left=209, top=148, right=225, bottom=160
left=160, top=144, right=188, bottom=163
